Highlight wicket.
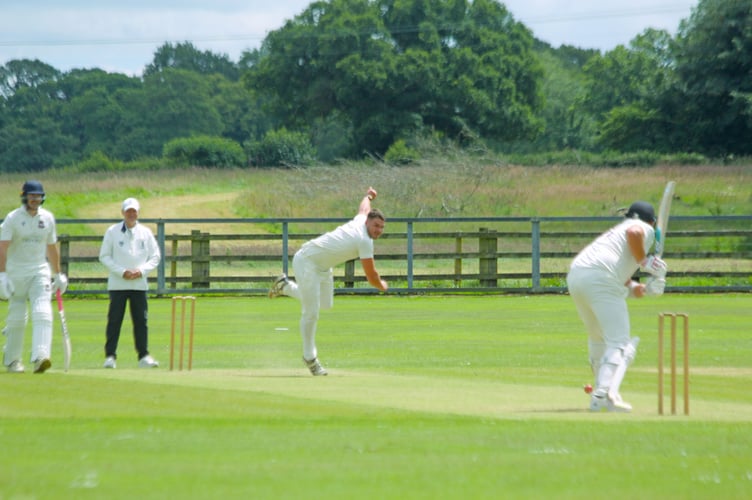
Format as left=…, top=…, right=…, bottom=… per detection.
left=657, top=312, right=689, bottom=415
left=170, top=296, right=196, bottom=371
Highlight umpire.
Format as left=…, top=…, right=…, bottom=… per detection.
left=99, top=197, right=161, bottom=369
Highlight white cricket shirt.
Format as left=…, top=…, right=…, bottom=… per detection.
left=296, top=214, right=374, bottom=270
left=570, top=218, right=655, bottom=285
left=99, top=221, right=160, bottom=291
left=0, top=206, right=57, bottom=273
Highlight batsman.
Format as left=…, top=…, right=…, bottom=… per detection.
left=566, top=192, right=670, bottom=412
left=0, top=181, right=68, bottom=373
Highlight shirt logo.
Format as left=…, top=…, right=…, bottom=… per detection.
left=38, top=220, right=45, bottom=229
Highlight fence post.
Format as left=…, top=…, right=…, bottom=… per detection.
left=171, top=235, right=178, bottom=289
left=344, top=260, right=355, bottom=288
left=455, top=235, right=462, bottom=287
left=531, top=218, right=541, bottom=291
left=478, top=227, right=498, bottom=287
left=191, top=230, right=210, bottom=289
left=156, top=221, right=165, bottom=295
left=59, top=235, right=70, bottom=275
left=282, top=221, right=289, bottom=276
left=407, top=221, right=414, bottom=289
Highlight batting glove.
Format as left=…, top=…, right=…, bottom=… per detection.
left=644, top=277, right=666, bottom=296
left=52, top=273, right=68, bottom=295
left=0, top=272, right=13, bottom=300
left=640, top=255, right=667, bottom=278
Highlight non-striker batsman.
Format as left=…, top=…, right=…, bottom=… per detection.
left=0, top=180, right=68, bottom=373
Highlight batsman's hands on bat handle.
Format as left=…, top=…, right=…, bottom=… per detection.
left=366, top=187, right=377, bottom=201
left=645, top=277, right=666, bottom=296
left=52, top=273, right=68, bottom=295
left=627, top=280, right=645, bottom=298
left=0, top=272, right=14, bottom=300
left=640, top=255, right=667, bottom=278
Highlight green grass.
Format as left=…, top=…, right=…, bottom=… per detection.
left=1, top=294, right=750, bottom=499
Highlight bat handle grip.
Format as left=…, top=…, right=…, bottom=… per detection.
left=55, top=289, right=63, bottom=310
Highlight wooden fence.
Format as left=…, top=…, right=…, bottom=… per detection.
left=56, top=215, right=752, bottom=295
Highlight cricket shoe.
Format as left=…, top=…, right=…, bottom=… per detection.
left=7, top=360, right=25, bottom=373
left=589, top=391, right=632, bottom=413
left=33, top=358, right=51, bottom=374
left=303, top=357, right=328, bottom=376
left=138, top=355, right=159, bottom=368
left=589, top=392, right=609, bottom=412
left=103, top=356, right=117, bottom=369
left=268, top=274, right=289, bottom=298
left=607, top=393, right=633, bottom=413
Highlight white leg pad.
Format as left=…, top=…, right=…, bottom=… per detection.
left=607, top=337, right=640, bottom=400
left=3, top=300, right=27, bottom=366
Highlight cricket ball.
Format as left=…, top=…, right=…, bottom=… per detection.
left=583, top=384, right=593, bottom=394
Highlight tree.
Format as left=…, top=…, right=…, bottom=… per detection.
left=206, top=74, right=270, bottom=146
left=144, top=42, right=240, bottom=81
left=57, top=69, right=142, bottom=158
left=0, top=59, right=60, bottom=98
left=245, top=0, right=543, bottom=157
left=528, top=44, right=598, bottom=151
left=0, top=118, right=75, bottom=172
left=672, top=0, right=752, bottom=155
left=0, top=64, right=75, bottom=170
left=581, top=29, right=677, bottom=151
left=113, top=69, right=224, bottom=159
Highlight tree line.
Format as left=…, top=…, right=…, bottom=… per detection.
left=0, top=0, right=749, bottom=172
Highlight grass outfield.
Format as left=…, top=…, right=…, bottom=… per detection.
left=1, top=294, right=750, bottom=499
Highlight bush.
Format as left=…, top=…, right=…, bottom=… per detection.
left=245, top=128, right=316, bottom=167
left=660, top=152, right=707, bottom=165
left=598, top=150, right=660, bottom=167
left=68, top=151, right=125, bottom=172
left=384, top=139, right=421, bottom=165
left=163, top=136, right=245, bottom=168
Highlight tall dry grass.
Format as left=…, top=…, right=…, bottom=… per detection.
left=0, top=161, right=749, bottom=221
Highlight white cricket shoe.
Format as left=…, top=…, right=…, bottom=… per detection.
left=103, top=356, right=117, bottom=369
left=268, top=275, right=289, bottom=298
left=33, top=358, right=51, bottom=374
left=303, top=357, right=328, bottom=376
left=138, top=355, right=159, bottom=368
left=589, top=392, right=609, bottom=412
left=607, top=393, right=633, bottom=413
left=589, top=390, right=632, bottom=413
left=7, top=360, right=25, bottom=373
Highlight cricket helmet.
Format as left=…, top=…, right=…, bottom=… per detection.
left=21, top=180, right=45, bottom=205
left=625, top=200, right=655, bottom=224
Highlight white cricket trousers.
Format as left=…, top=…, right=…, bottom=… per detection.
left=286, top=252, right=334, bottom=361
left=3, top=270, right=54, bottom=365
left=566, top=267, right=631, bottom=369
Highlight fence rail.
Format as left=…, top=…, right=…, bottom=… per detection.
left=54, top=215, right=752, bottom=295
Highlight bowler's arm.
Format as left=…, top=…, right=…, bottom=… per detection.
left=357, top=187, right=378, bottom=216
left=360, top=258, right=388, bottom=291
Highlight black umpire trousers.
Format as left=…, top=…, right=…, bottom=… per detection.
left=105, top=290, right=150, bottom=360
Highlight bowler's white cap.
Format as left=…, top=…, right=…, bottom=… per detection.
left=122, top=197, right=140, bottom=212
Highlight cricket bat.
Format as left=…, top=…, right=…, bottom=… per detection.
left=654, top=181, right=676, bottom=257
left=56, top=289, right=72, bottom=372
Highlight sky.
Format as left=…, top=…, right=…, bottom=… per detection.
left=1, top=0, right=699, bottom=77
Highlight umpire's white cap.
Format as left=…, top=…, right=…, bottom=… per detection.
left=122, top=197, right=140, bottom=213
